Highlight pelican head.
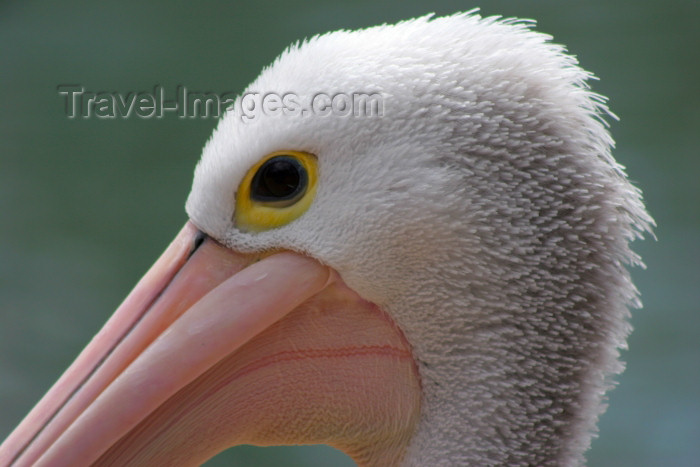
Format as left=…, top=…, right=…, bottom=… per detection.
left=1, top=12, right=651, bottom=467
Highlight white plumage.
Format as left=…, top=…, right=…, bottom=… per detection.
left=187, top=12, right=652, bottom=466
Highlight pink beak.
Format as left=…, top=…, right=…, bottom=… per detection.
left=0, top=222, right=421, bottom=466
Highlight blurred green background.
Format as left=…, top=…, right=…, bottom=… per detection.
left=1, top=1, right=697, bottom=466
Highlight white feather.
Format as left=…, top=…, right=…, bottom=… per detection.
left=186, top=12, right=652, bottom=466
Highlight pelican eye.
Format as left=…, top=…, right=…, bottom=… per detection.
left=234, top=151, right=318, bottom=232
left=250, top=156, right=307, bottom=204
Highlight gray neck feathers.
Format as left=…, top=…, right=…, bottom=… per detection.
left=398, top=46, right=652, bottom=466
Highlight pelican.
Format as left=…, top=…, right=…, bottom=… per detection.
left=0, top=12, right=651, bottom=467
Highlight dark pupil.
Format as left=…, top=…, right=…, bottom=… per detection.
left=251, top=156, right=305, bottom=201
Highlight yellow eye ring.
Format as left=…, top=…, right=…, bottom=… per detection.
left=234, top=151, right=318, bottom=232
